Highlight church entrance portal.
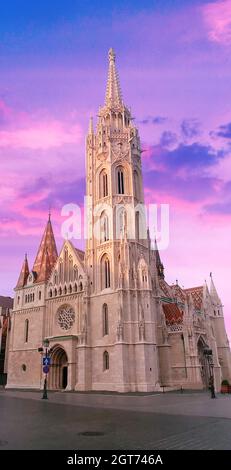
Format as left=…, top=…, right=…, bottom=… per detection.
left=197, top=338, right=210, bottom=388
left=49, top=346, right=68, bottom=390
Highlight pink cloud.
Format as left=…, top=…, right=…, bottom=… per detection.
left=202, top=0, right=231, bottom=45
left=0, top=121, right=82, bottom=149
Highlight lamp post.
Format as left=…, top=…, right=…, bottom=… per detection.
left=42, top=339, right=50, bottom=400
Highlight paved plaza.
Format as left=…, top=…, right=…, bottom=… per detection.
left=0, top=390, right=231, bottom=449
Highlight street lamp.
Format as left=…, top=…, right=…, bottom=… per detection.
left=203, top=348, right=216, bottom=399
left=42, top=339, right=50, bottom=400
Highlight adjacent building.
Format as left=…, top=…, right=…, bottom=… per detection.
left=0, top=296, right=13, bottom=385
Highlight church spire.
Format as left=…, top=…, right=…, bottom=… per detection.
left=32, top=214, right=58, bottom=283
left=154, top=238, right=165, bottom=279
left=209, top=272, right=221, bottom=305
left=105, top=48, right=122, bottom=107
left=16, top=253, right=29, bottom=288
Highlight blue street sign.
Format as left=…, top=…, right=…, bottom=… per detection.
left=43, top=365, right=49, bottom=374
left=43, top=357, right=51, bottom=366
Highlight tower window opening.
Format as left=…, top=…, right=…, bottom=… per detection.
left=117, top=167, right=125, bottom=194
left=103, top=351, right=109, bottom=370
left=25, top=319, right=29, bottom=343
left=103, top=304, right=109, bottom=336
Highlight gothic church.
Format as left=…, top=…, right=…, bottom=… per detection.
left=6, top=50, right=231, bottom=392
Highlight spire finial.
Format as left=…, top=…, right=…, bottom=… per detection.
left=48, top=206, right=51, bottom=221
left=108, top=48, right=116, bottom=62
left=25, top=252, right=27, bottom=260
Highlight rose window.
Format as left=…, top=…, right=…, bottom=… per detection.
left=57, top=305, right=75, bottom=330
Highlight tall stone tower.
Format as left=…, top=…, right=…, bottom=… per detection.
left=84, top=48, right=160, bottom=392
left=210, top=274, right=231, bottom=382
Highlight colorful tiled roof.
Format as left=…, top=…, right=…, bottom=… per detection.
left=184, top=286, right=203, bottom=310
left=16, top=255, right=29, bottom=288
left=171, top=284, right=186, bottom=303
left=32, top=217, right=58, bottom=283
left=159, top=279, right=172, bottom=298
left=162, top=303, right=183, bottom=325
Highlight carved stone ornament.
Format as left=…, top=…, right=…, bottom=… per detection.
left=96, top=151, right=107, bottom=162
left=57, top=305, right=75, bottom=330
left=111, top=139, right=129, bottom=161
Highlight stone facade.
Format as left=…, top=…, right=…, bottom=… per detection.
left=6, top=50, right=231, bottom=392
left=0, top=296, right=13, bottom=385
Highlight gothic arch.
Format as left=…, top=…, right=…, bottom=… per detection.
left=48, top=344, right=69, bottom=390
left=113, top=161, right=130, bottom=196
left=100, top=211, right=109, bottom=242
left=138, top=258, right=148, bottom=287
left=100, top=253, right=111, bottom=289
left=99, top=167, right=109, bottom=199
left=133, top=169, right=141, bottom=200
left=197, top=336, right=210, bottom=388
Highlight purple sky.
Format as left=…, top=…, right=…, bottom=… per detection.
left=0, top=0, right=231, bottom=336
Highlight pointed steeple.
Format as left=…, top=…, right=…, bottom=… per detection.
left=209, top=272, right=221, bottom=305
left=154, top=238, right=165, bottom=279
left=32, top=215, right=58, bottom=283
left=105, top=48, right=122, bottom=107
left=16, top=253, right=30, bottom=288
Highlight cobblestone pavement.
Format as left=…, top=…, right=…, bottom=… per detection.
left=1, top=390, right=231, bottom=449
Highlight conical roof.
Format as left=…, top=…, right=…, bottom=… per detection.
left=32, top=215, right=58, bottom=283
left=16, top=254, right=29, bottom=288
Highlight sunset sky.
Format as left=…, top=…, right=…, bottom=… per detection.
left=0, top=1, right=231, bottom=336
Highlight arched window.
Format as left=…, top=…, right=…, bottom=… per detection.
left=38, top=291, right=41, bottom=300
left=118, top=207, right=126, bottom=236
left=102, top=256, right=110, bottom=288
left=69, top=284, right=72, bottom=293
left=54, top=288, right=57, bottom=296
left=79, top=282, right=83, bottom=291
left=25, top=319, right=29, bottom=343
left=49, top=290, right=52, bottom=298
left=64, top=285, right=67, bottom=295
left=102, top=304, right=109, bottom=336
left=30, top=293, right=32, bottom=302
left=103, top=351, right=109, bottom=370
left=69, top=257, right=73, bottom=282
left=134, top=170, right=140, bottom=199
left=100, top=169, right=108, bottom=198
left=59, top=287, right=62, bottom=296
left=64, top=249, right=68, bottom=282
left=25, top=295, right=27, bottom=303
left=117, top=167, right=125, bottom=194
left=59, top=261, right=63, bottom=284
left=17, top=296, right=20, bottom=305
left=54, top=271, right=58, bottom=285
left=135, top=211, right=140, bottom=240
left=100, top=212, right=109, bottom=242
left=74, top=283, right=77, bottom=292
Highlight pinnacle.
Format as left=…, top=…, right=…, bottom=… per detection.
left=105, top=48, right=122, bottom=107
